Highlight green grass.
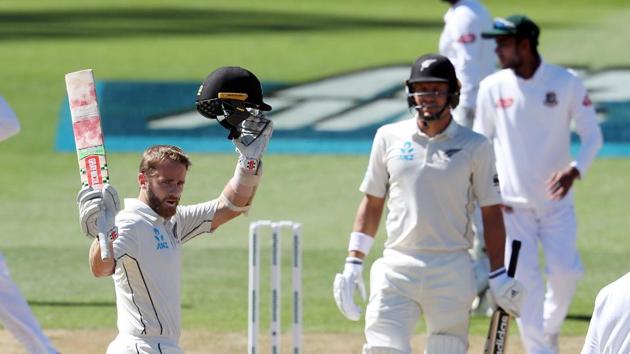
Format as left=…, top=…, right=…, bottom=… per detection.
left=0, top=0, right=629, bottom=340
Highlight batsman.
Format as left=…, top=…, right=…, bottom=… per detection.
left=76, top=67, right=273, bottom=353
left=333, top=54, right=525, bottom=353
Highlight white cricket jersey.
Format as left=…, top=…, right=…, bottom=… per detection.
left=581, top=272, right=630, bottom=354
left=474, top=61, right=603, bottom=209
left=360, top=117, right=501, bottom=254
left=112, top=198, right=217, bottom=342
left=439, top=0, right=495, bottom=109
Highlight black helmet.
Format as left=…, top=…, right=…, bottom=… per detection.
left=406, top=54, right=460, bottom=111
left=196, top=66, right=272, bottom=140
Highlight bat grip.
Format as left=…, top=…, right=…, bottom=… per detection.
left=97, top=211, right=113, bottom=261
left=507, top=240, right=521, bottom=278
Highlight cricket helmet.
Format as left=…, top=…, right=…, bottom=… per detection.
left=406, top=54, right=460, bottom=112
left=196, top=66, right=272, bottom=140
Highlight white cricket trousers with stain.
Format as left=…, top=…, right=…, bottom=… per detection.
left=107, top=333, right=184, bottom=354
left=364, top=249, right=476, bottom=353
left=503, top=204, right=583, bottom=354
left=0, top=252, right=57, bottom=354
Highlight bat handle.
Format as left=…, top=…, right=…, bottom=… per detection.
left=97, top=211, right=113, bottom=261
left=507, top=240, right=522, bottom=278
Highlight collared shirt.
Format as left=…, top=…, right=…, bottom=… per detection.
left=474, top=61, right=603, bottom=209
left=112, top=198, right=217, bottom=341
left=581, top=272, right=630, bottom=354
left=361, top=117, right=501, bottom=254
left=439, top=0, right=495, bottom=109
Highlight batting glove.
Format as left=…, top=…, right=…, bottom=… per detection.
left=234, top=118, right=273, bottom=175
left=77, top=184, right=121, bottom=239
left=488, top=268, right=526, bottom=317
left=333, top=256, right=367, bottom=321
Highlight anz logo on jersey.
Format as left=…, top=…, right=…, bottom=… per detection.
left=153, top=228, right=169, bottom=250
left=399, top=141, right=415, bottom=160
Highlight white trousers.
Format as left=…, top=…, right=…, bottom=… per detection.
left=364, top=250, right=476, bottom=353
left=503, top=204, right=583, bottom=354
left=107, top=333, right=183, bottom=354
left=0, top=252, right=57, bottom=354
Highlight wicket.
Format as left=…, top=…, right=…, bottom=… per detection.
left=248, top=220, right=302, bottom=354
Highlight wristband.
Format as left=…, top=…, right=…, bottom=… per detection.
left=489, top=267, right=506, bottom=279
left=234, top=163, right=262, bottom=187
left=346, top=256, right=364, bottom=264
left=219, top=192, right=250, bottom=213
left=348, top=231, right=374, bottom=256
left=489, top=267, right=508, bottom=290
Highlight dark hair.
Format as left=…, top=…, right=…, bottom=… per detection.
left=516, top=36, right=539, bottom=56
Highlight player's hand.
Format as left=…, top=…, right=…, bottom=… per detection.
left=489, top=270, right=526, bottom=317
left=333, top=256, right=367, bottom=321
left=546, top=166, right=580, bottom=200
left=234, top=118, right=273, bottom=174
left=77, top=184, right=121, bottom=239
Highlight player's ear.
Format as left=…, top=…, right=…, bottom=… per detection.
left=138, top=172, right=147, bottom=189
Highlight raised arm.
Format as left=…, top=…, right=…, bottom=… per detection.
left=211, top=120, right=273, bottom=231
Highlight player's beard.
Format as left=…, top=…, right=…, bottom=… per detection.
left=146, top=184, right=179, bottom=218
left=500, top=51, right=523, bottom=71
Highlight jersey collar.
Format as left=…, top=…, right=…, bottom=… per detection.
left=516, top=57, right=546, bottom=83
left=124, top=198, right=164, bottom=223
left=415, top=116, right=459, bottom=140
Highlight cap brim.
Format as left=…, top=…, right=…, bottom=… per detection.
left=481, top=30, right=514, bottom=38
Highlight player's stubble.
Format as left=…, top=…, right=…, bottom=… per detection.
left=146, top=179, right=179, bottom=218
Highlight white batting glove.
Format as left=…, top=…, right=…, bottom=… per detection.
left=333, top=256, right=367, bottom=321
left=234, top=118, right=273, bottom=174
left=488, top=268, right=526, bottom=317
left=77, top=184, right=121, bottom=239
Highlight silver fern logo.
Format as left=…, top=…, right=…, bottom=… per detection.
left=399, top=141, right=414, bottom=160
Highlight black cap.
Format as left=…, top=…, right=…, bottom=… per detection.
left=196, top=66, right=271, bottom=111
left=481, top=15, right=540, bottom=41
left=407, top=54, right=457, bottom=85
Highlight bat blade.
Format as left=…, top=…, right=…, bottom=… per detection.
left=65, top=69, right=112, bottom=261
left=484, top=240, right=522, bottom=354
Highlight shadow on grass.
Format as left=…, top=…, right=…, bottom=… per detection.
left=0, top=7, right=442, bottom=40
left=566, top=314, right=592, bottom=322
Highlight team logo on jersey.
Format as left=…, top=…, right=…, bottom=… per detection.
left=496, top=98, right=514, bottom=108
left=458, top=33, right=476, bottom=44
left=544, top=91, right=558, bottom=107
left=153, top=227, right=169, bottom=250
left=399, top=141, right=414, bottom=160
left=583, top=94, right=593, bottom=106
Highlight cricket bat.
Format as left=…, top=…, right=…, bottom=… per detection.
left=484, top=240, right=522, bottom=354
left=65, top=69, right=112, bottom=261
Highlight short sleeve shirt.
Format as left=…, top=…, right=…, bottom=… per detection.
left=112, top=198, right=217, bottom=341
left=474, top=62, right=602, bottom=209
left=361, top=118, right=501, bottom=254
